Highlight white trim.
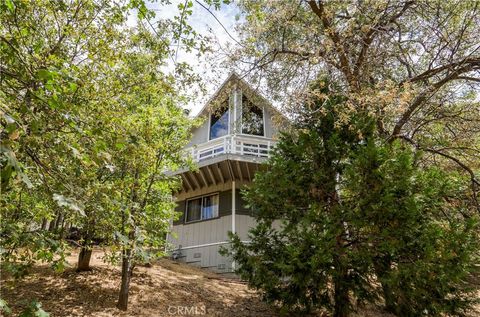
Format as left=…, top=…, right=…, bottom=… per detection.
left=263, top=105, right=267, bottom=137
left=194, top=72, right=287, bottom=124
left=239, top=89, right=242, bottom=135
left=173, top=240, right=250, bottom=251
left=234, top=85, right=238, bottom=134
left=178, top=241, right=228, bottom=250
left=207, top=112, right=211, bottom=142
left=195, top=72, right=237, bottom=118
left=185, top=134, right=274, bottom=162
left=236, top=133, right=270, bottom=139
left=232, top=180, right=236, bottom=270
left=235, top=89, right=243, bottom=134
left=228, top=94, right=232, bottom=135
left=232, top=180, right=236, bottom=235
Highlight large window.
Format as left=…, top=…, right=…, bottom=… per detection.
left=185, top=193, right=219, bottom=223
left=209, top=103, right=229, bottom=140
left=242, top=96, right=264, bottom=136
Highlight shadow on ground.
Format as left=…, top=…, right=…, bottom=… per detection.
left=1, top=250, right=279, bottom=317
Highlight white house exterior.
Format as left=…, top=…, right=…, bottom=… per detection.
left=167, top=73, right=285, bottom=273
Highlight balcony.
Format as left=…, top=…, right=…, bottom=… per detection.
left=167, top=135, right=277, bottom=193
left=185, top=135, right=276, bottom=163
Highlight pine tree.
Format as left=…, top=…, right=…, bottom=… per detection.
left=224, top=80, right=479, bottom=316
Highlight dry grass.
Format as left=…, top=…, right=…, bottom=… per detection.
left=1, top=249, right=276, bottom=317
left=1, top=249, right=479, bottom=316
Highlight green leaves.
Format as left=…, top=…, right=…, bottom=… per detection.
left=1, top=0, right=200, bottom=311
left=52, top=194, right=85, bottom=216
left=4, top=0, right=14, bottom=12
left=0, top=298, right=12, bottom=315
left=115, top=231, right=130, bottom=246
left=128, top=0, right=155, bottom=20
left=0, top=298, right=50, bottom=317
left=18, top=300, right=49, bottom=317
left=227, top=81, right=480, bottom=316
left=36, top=69, right=57, bottom=81
left=0, top=145, right=33, bottom=190
left=68, top=82, right=78, bottom=92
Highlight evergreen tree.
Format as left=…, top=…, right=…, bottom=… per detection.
left=224, top=80, right=479, bottom=316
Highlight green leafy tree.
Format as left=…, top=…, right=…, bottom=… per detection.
left=1, top=0, right=202, bottom=312
left=94, top=34, right=195, bottom=309
left=224, top=81, right=479, bottom=316
left=0, top=0, right=132, bottom=275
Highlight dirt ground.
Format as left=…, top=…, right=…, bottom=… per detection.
left=1, top=249, right=278, bottom=317
left=1, top=249, right=478, bottom=317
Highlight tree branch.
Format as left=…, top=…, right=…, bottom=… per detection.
left=307, top=0, right=354, bottom=86
left=397, top=135, right=480, bottom=213
left=392, top=59, right=480, bottom=136
left=353, top=1, right=415, bottom=80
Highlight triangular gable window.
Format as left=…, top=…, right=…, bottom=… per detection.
left=209, top=102, right=229, bottom=140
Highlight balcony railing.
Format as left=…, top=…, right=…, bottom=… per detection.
left=185, top=135, right=276, bottom=162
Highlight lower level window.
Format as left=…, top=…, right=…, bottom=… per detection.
left=185, top=194, right=219, bottom=222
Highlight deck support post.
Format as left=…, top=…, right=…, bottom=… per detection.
left=231, top=180, right=236, bottom=271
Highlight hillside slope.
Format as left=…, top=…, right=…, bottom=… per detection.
left=2, top=249, right=478, bottom=316
left=1, top=249, right=276, bottom=317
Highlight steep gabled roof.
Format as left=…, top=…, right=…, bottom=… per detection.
left=195, top=72, right=285, bottom=121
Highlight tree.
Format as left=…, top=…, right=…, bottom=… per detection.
left=0, top=0, right=128, bottom=279
left=111, top=100, right=192, bottom=310
left=1, top=0, right=201, bottom=311
left=220, top=0, right=480, bottom=210
left=224, top=80, right=479, bottom=316
left=95, top=30, right=195, bottom=310
left=343, top=138, right=479, bottom=315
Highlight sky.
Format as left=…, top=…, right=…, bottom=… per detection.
left=127, top=1, right=242, bottom=116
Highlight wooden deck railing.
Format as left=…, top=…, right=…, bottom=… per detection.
left=185, top=135, right=276, bottom=162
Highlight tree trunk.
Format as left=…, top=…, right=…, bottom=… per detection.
left=60, top=221, right=69, bottom=239
left=55, top=212, right=63, bottom=231
left=77, top=247, right=93, bottom=271
left=333, top=249, right=350, bottom=317
left=117, top=168, right=140, bottom=311
left=41, top=218, right=48, bottom=230
left=117, top=249, right=132, bottom=311
left=48, top=210, right=59, bottom=232
left=48, top=219, right=56, bottom=232
left=374, top=256, right=396, bottom=313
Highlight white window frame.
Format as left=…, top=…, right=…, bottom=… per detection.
left=184, top=193, right=220, bottom=223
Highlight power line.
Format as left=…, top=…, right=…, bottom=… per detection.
left=194, top=0, right=244, bottom=47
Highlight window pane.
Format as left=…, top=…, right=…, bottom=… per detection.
left=186, top=198, right=202, bottom=222
left=202, top=194, right=219, bottom=220
left=242, top=96, right=264, bottom=136
left=210, top=104, right=229, bottom=140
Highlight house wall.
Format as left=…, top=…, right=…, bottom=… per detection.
left=263, top=104, right=278, bottom=139
left=168, top=188, right=255, bottom=273
left=185, top=115, right=209, bottom=148
left=179, top=244, right=233, bottom=272
left=169, top=216, right=233, bottom=272
left=172, top=215, right=233, bottom=247
left=168, top=214, right=258, bottom=273
left=169, top=75, right=287, bottom=273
